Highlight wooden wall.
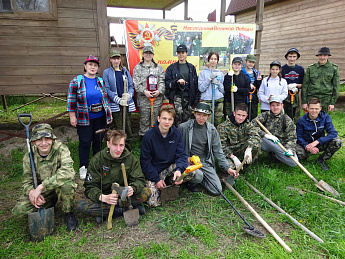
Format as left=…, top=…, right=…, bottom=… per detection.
left=0, top=0, right=109, bottom=95
left=234, top=0, right=345, bottom=79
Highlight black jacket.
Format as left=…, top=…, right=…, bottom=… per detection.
left=165, top=61, right=199, bottom=107
left=224, top=71, right=251, bottom=104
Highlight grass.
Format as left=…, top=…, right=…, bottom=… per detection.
left=0, top=107, right=345, bottom=258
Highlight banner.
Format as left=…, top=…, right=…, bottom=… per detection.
left=124, top=20, right=256, bottom=75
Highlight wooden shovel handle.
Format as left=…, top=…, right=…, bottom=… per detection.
left=236, top=155, right=249, bottom=174
left=107, top=189, right=117, bottom=230
left=121, top=163, right=128, bottom=187
left=255, top=119, right=320, bottom=185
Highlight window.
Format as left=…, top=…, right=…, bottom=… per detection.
left=0, top=0, right=56, bottom=19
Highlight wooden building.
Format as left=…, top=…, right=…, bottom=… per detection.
left=226, top=0, right=345, bottom=79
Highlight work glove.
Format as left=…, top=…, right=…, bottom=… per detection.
left=244, top=147, right=252, bottom=164
left=288, top=83, right=298, bottom=93
left=231, top=156, right=242, bottom=170
left=264, top=134, right=280, bottom=144
left=119, top=93, right=130, bottom=106
left=284, top=150, right=294, bottom=157
left=231, top=85, right=238, bottom=92
left=228, top=70, right=234, bottom=76
left=209, top=72, right=218, bottom=80
left=211, top=77, right=221, bottom=87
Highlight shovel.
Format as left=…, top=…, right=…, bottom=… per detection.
left=122, top=75, right=128, bottom=132
left=290, top=90, right=297, bottom=119
left=18, top=114, right=54, bottom=241
left=255, top=119, right=339, bottom=197
left=226, top=155, right=249, bottom=186
left=121, top=163, right=140, bottom=227
left=147, top=74, right=158, bottom=127
left=248, top=87, right=255, bottom=121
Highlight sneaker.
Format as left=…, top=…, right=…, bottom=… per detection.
left=185, top=182, right=200, bottom=192
left=316, top=158, right=329, bottom=170
left=79, top=166, right=87, bottom=180
left=133, top=204, right=145, bottom=215
left=65, top=212, right=78, bottom=232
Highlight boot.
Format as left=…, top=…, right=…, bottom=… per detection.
left=133, top=204, right=146, bottom=215
left=185, top=182, right=200, bottom=192
left=316, top=158, right=329, bottom=171
left=65, top=212, right=78, bottom=232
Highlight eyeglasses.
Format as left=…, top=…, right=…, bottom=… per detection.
left=87, top=55, right=99, bottom=61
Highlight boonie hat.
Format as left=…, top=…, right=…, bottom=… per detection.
left=176, top=44, right=188, bottom=52
left=232, top=57, right=243, bottom=64
left=316, top=47, right=331, bottom=56
left=143, top=46, right=154, bottom=54
left=84, top=55, right=100, bottom=65
left=245, top=54, right=256, bottom=62
left=31, top=123, right=57, bottom=142
left=285, top=48, right=300, bottom=59
left=194, top=102, right=211, bottom=115
left=109, top=50, right=121, bottom=58
left=269, top=95, right=282, bottom=104
left=270, top=60, right=281, bottom=68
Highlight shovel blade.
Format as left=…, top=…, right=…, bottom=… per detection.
left=317, top=180, right=339, bottom=197
left=123, top=208, right=140, bottom=227
left=28, top=207, right=54, bottom=242
left=160, top=185, right=180, bottom=203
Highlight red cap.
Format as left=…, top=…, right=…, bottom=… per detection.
left=84, top=55, right=100, bottom=65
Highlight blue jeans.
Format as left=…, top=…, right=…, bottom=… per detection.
left=77, top=115, right=106, bottom=167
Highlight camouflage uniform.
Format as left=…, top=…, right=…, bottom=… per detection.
left=302, top=61, right=340, bottom=111
left=13, top=125, right=77, bottom=217
left=296, top=138, right=342, bottom=161
left=252, top=111, right=298, bottom=167
left=218, top=114, right=261, bottom=162
left=133, top=61, right=165, bottom=136
left=173, top=95, right=193, bottom=126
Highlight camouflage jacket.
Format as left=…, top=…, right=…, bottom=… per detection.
left=218, top=115, right=261, bottom=158
left=22, top=140, right=76, bottom=196
left=252, top=111, right=297, bottom=152
left=133, top=61, right=165, bottom=107
left=84, top=147, right=146, bottom=202
left=302, top=61, right=340, bottom=105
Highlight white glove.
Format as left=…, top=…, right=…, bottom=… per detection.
left=120, top=93, right=130, bottom=106
left=244, top=148, right=252, bottom=164
left=284, top=149, right=294, bottom=157
left=288, top=83, right=298, bottom=93
left=232, top=156, right=242, bottom=170
left=209, top=72, right=218, bottom=80
left=264, top=134, right=280, bottom=144
left=231, top=85, right=238, bottom=92
left=228, top=70, right=234, bottom=76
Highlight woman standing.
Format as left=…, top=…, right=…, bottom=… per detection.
left=258, top=61, right=288, bottom=112
left=67, top=55, right=112, bottom=179
left=198, top=52, right=225, bottom=126
left=103, top=50, right=135, bottom=139
left=133, top=46, right=165, bottom=137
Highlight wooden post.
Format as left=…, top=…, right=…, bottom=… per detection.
left=1, top=95, right=7, bottom=112
left=184, top=0, right=188, bottom=20
left=220, top=0, right=226, bottom=22
left=254, top=0, right=264, bottom=71
left=163, top=9, right=166, bottom=19
left=96, top=0, right=110, bottom=76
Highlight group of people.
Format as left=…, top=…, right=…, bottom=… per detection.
left=174, top=34, right=202, bottom=56
left=12, top=45, right=342, bottom=233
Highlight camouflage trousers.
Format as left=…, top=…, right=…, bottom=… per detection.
left=138, top=100, right=162, bottom=136
left=76, top=187, right=151, bottom=217
left=110, top=108, right=132, bottom=140
left=173, top=95, right=192, bottom=127
left=202, top=98, right=224, bottom=128
left=283, top=100, right=301, bottom=124
left=12, top=184, right=76, bottom=217
left=146, top=163, right=202, bottom=207
left=227, top=141, right=260, bottom=162
left=296, top=138, right=342, bottom=161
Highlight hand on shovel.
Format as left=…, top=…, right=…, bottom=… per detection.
left=173, top=170, right=183, bottom=185
left=126, top=186, right=134, bottom=197
left=29, top=184, right=45, bottom=208
left=227, top=167, right=239, bottom=179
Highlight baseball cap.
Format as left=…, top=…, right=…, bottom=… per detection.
left=269, top=96, right=282, bottom=104
left=143, top=46, right=154, bottom=54
left=232, top=57, right=243, bottom=64
left=176, top=44, right=187, bottom=52
left=246, top=54, right=256, bottom=62
left=84, top=55, right=100, bottom=65
left=109, top=50, right=121, bottom=58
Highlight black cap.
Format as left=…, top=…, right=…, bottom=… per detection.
left=270, top=60, right=281, bottom=67
left=285, top=48, right=300, bottom=59
left=176, top=44, right=187, bottom=52
left=316, top=47, right=331, bottom=56
left=232, top=57, right=243, bottom=64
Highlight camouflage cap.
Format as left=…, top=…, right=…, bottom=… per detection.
left=194, top=102, right=211, bottom=115
left=143, top=46, right=154, bottom=54
left=269, top=95, right=282, bottom=104
left=109, top=50, right=121, bottom=58
left=31, top=123, right=57, bottom=142
left=245, top=54, right=256, bottom=62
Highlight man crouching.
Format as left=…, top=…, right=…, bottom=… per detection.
left=77, top=130, right=151, bottom=223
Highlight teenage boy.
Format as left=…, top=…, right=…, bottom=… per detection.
left=296, top=98, right=342, bottom=170
left=179, top=102, right=236, bottom=194
left=252, top=96, right=299, bottom=167
left=282, top=48, right=305, bottom=122
left=78, top=130, right=150, bottom=222
left=165, top=44, right=199, bottom=126
left=140, top=104, right=202, bottom=206
left=302, top=47, right=340, bottom=112
left=241, top=54, right=262, bottom=120
left=223, top=57, right=252, bottom=116
left=13, top=124, right=78, bottom=232
left=218, top=103, right=261, bottom=171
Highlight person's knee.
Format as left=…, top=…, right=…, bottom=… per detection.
left=190, top=170, right=203, bottom=184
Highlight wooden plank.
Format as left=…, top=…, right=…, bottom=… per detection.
left=0, top=84, right=70, bottom=95
left=0, top=36, right=97, bottom=47
left=57, top=17, right=98, bottom=29
left=3, top=56, right=91, bottom=66
left=96, top=0, right=110, bottom=76
left=57, top=0, right=95, bottom=9
left=58, top=8, right=95, bottom=19
left=1, top=66, right=83, bottom=76
left=0, top=46, right=98, bottom=56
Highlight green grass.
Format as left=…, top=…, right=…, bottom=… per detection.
left=1, top=108, right=345, bottom=258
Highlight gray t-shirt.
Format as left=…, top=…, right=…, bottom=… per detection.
left=179, top=63, right=190, bottom=82
left=190, top=120, right=207, bottom=157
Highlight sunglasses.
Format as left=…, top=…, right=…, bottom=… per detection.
left=88, top=55, right=99, bottom=61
